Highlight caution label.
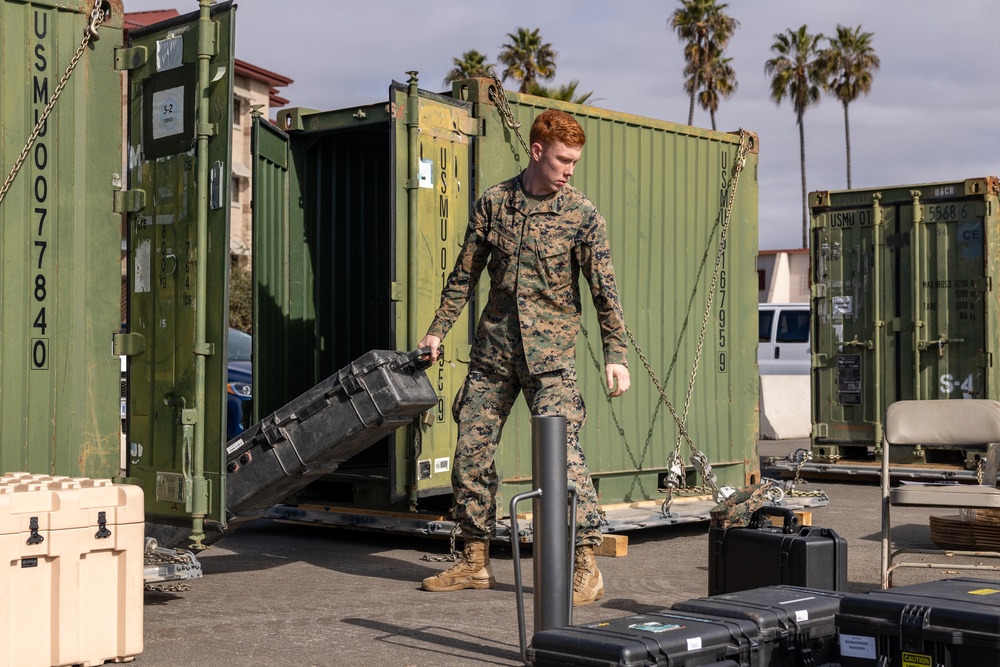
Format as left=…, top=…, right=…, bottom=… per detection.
left=902, top=652, right=931, bottom=667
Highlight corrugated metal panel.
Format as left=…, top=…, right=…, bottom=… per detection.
left=811, top=177, right=1000, bottom=465
left=0, top=1, right=124, bottom=477
left=250, top=115, right=290, bottom=425
left=462, top=86, right=760, bottom=506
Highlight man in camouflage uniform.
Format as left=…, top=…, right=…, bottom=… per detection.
left=419, top=109, right=629, bottom=606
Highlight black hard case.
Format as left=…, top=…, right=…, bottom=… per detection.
left=672, top=585, right=844, bottom=667
left=708, top=508, right=848, bottom=596
left=837, top=577, right=1000, bottom=667
left=527, top=610, right=756, bottom=667
left=224, top=349, right=436, bottom=523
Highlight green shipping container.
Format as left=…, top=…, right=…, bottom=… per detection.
left=252, top=75, right=761, bottom=519
left=810, top=176, right=1000, bottom=469
left=0, top=0, right=124, bottom=478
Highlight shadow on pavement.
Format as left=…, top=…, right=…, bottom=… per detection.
left=341, top=617, right=523, bottom=665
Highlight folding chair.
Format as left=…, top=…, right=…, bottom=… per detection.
left=881, top=399, right=1000, bottom=588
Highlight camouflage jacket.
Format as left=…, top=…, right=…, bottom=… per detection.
left=427, top=174, right=627, bottom=376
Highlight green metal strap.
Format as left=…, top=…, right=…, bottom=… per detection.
left=114, top=46, right=147, bottom=71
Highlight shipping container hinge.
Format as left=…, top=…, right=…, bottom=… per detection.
left=982, top=352, right=993, bottom=368
left=811, top=283, right=827, bottom=299
left=95, top=511, right=111, bottom=539
left=113, top=332, right=146, bottom=357
left=458, top=116, right=483, bottom=136
left=27, top=517, right=44, bottom=545
left=114, top=46, right=147, bottom=71
left=209, top=161, right=224, bottom=209
left=197, top=122, right=218, bottom=138
left=812, top=423, right=829, bottom=439
left=390, top=282, right=402, bottom=301
left=812, top=353, right=828, bottom=368
left=113, top=189, right=146, bottom=213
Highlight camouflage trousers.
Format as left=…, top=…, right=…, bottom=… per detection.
left=451, top=355, right=603, bottom=546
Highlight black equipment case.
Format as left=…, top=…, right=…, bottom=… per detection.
left=672, top=585, right=844, bottom=667
left=224, top=349, right=435, bottom=523
left=527, top=610, right=757, bottom=667
left=708, top=507, right=848, bottom=596
left=837, top=577, right=1000, bottom=667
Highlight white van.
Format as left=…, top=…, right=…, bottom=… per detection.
left=758, top=303, right=810, bottom=375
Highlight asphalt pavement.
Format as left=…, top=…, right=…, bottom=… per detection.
left=138, top=440, right=1000, bottom=666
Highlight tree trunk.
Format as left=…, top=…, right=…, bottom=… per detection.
left=843, top=100, right=852, bottom=189
left=710, top=108, right=717, bottom=131
left=798, top=109, right=808, bottom=249
left=687, top=73, right=698, bottom=126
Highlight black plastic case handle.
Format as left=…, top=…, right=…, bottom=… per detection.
left=391, top=347, right=434, bottom=372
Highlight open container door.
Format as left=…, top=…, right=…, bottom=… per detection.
left=122, top=3, right=235, bottom=544
left=390, top=76, right=475, bottom=502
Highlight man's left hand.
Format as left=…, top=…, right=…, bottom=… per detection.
left=605, top=364, right=630, bottom=398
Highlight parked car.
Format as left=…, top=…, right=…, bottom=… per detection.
left=758, top=303, right=810, bottom=375
left=120, top=327, right=253, bottom=441
left=226, top=327, right=253, bottom=440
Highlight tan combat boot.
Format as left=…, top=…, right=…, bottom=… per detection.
left=572, top=545, right=604, bottom=607
left=422, top=538, right=496, bottom=592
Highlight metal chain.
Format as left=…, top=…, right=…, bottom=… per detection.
left=0, top=1, right=104, bottom=208
left=488, top=76, right=531, bottom=157
left=145, top=581, right=193, bottom=592
left=777, top=450, right=828, bottom=497
left=420, top=522, right=460, bottom=563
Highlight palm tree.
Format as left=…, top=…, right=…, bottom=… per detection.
left=443, top=50, right=497, bottom=87
left=766, top=25, right=825, bottom=249
left=820, top=25, right=880, bottom=189
left=669, top=0, right=739, bottom=126
left=497, top=27, right=557, bottom=93
left=685, top=46, right=737, bottom=130
left=526, top=80, right=594, bottom=105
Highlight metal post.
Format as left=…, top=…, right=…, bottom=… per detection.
left=189, top=0, right=216, bottom=550
left=511, top=415, right=576, bottom=663
left=532, top=415, right=570, bottom=633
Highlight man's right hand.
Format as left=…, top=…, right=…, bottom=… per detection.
left=418, top=334, right=442, bottom=363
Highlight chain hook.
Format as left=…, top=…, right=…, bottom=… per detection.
left=87, top=0, right=104, bottom=41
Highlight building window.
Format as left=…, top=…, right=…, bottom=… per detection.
left=233, top=98, right=242, bottom=127
left=231, top=176, right=240, bottom=205
left=758, top=269, right=766, bottom=291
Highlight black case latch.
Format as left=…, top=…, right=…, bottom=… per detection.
left=26, top=516, right=44, bottom=545
left=95, top=511, right=112, bottom=539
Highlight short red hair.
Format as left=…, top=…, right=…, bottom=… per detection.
left=529, top=109, right=586, bottom=148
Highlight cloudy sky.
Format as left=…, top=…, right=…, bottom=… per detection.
left=123, top=0, right=1000, bottom=250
